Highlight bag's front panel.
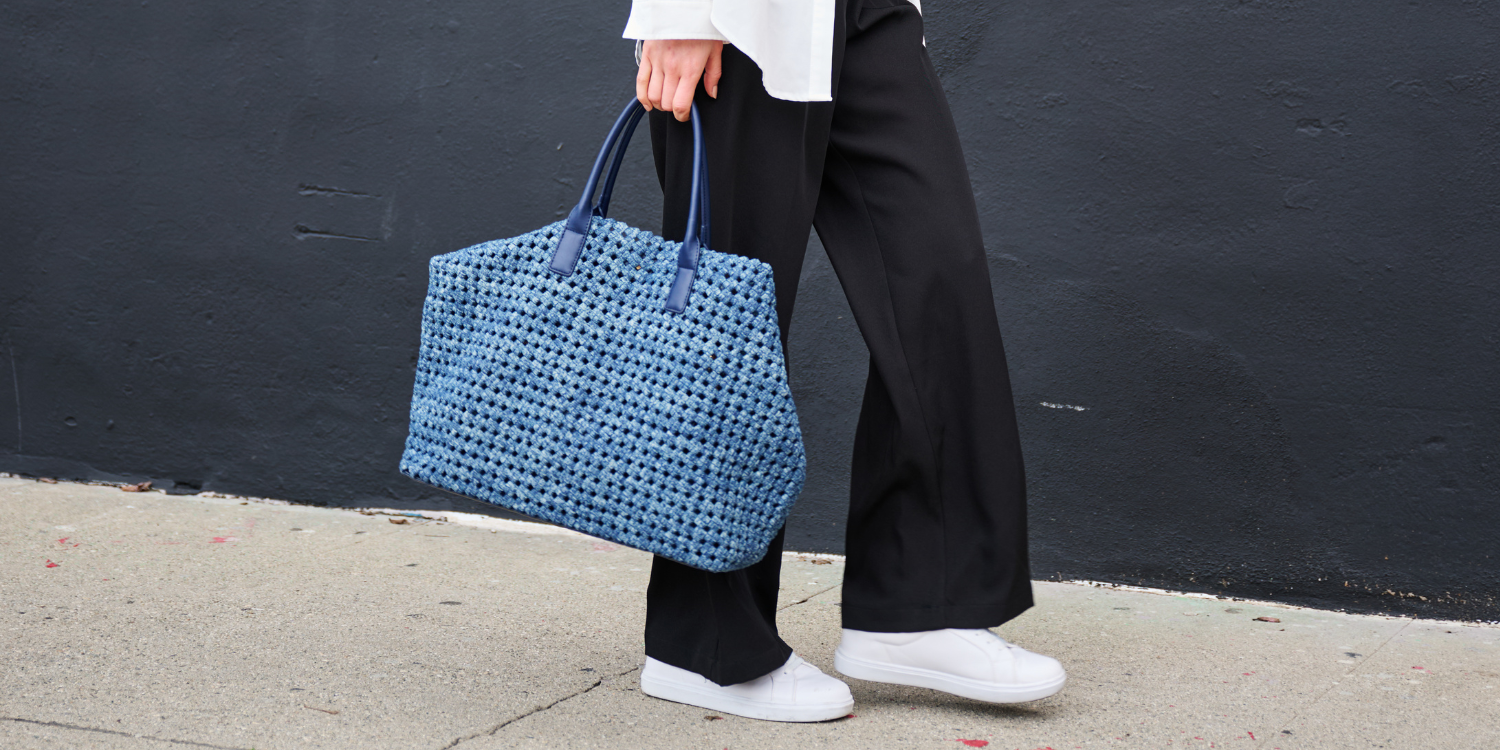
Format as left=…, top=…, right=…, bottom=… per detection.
left=402, top=219, right=806, bottom=572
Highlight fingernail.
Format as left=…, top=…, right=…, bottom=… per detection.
left=710, top=85, right=718, bottom=98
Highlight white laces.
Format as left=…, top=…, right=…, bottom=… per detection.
left=964, top=629, right=1017, bottom=658
left=775, top=654, right=816, bottom=679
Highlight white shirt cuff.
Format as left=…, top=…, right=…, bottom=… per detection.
left=623, top=0, right=729, bottom=41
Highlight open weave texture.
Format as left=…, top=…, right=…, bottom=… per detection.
left=400, top=218, right=806, bottom=572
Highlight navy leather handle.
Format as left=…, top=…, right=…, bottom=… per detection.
left=664, top=108, right=708, bottom=313
left=549, top=99, right=710, bottom=314
left=548, top=101, right=643, bottom=277
left=594, top=109, right=643, bottom=219
left=596, top=109, right=710, bottom=248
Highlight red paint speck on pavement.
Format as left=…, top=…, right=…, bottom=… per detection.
left=44, top=560, right=59, bottom=568
left=956, top=741, right=989, bottom=748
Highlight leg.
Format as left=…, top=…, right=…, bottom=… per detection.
left=643, top=529, right=790, bottom=686
left=815, top=0, right=1064, bottom=704
left=816, top=0, right=1033, bottom=631
left=642, top=42, right=835, bottom=687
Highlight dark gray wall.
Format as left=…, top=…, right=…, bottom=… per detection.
left=3, top=1, right=1496, bottom=620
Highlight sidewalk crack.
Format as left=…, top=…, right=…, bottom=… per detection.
left=0, top=717, right=248, bottom=749
left=440, top=666, right=639, bottom=749
left=1254, top=617, right=1415, bottom=749
left=777, top=582, right=841, bottom=611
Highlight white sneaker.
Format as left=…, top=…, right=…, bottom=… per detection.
left=640, top=653, right=854, bottom=722
left=834, top=628, right=1066, bottom=703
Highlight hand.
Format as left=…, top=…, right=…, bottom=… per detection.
left=636, top=39, right=724, bottom=122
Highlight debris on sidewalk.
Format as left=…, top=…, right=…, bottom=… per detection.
left=4, top=476, right=1496, bottom=750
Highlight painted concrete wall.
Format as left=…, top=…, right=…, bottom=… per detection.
left=2, top=1, right=1496, bottom=620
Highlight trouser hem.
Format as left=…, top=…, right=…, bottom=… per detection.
left=840, top=596, right=1034, bottom=633
left=644, top=637, right=794, bottom=687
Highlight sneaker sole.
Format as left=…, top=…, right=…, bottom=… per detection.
left=833, top=648, right=1066, bottom=704
left=640, top=673, right=854, bottom=723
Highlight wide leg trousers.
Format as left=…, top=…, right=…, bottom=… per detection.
left=643, top=0, right=1033, bottom=686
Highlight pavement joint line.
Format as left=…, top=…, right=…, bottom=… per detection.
left=440, top=666, right=640, bottom=749
left=1253, top=617, right=1415, bottom=750
left=0, top=716, right=250, bottom=750
left=778, top=582, right=842, bottom=612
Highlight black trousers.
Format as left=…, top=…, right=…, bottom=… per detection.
left=644, top=0, right=1032, bottom=686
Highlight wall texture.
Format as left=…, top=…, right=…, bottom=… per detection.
left=3, top=1, right=1496, bottom=620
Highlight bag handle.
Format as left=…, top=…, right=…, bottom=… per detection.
left=595, top=108, right=710, bottom=241
left=549, top=99, right=710, bottom=314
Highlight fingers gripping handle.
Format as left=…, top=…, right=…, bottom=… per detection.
left=549, top=100, right=711, bottom=314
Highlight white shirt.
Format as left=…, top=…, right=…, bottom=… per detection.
left=623, top=0, right=920, bottom=103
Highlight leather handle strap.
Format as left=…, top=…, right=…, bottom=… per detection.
left=597, top=109, right=711, bottom=253
left=549, top=99, right=710, bottom=314
left=593, top=108, right=643, bottom=220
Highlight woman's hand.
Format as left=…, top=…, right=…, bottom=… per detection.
left=637, top=40, right=724, bottom=122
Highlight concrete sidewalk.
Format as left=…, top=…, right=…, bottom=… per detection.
left=1, top=476, right=1495, bottom=750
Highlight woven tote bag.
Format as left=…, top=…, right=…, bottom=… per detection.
left=400, top=99, right=806, bottom=573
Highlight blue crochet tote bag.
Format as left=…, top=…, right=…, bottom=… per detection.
left=400, top=99, right=806, bottom=573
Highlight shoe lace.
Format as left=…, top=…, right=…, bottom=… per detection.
left=779, top=654, right=822, bottom=681
left=966, top=628, right=1016, bottom=659
left=786, top=658, right=812, bottom=676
